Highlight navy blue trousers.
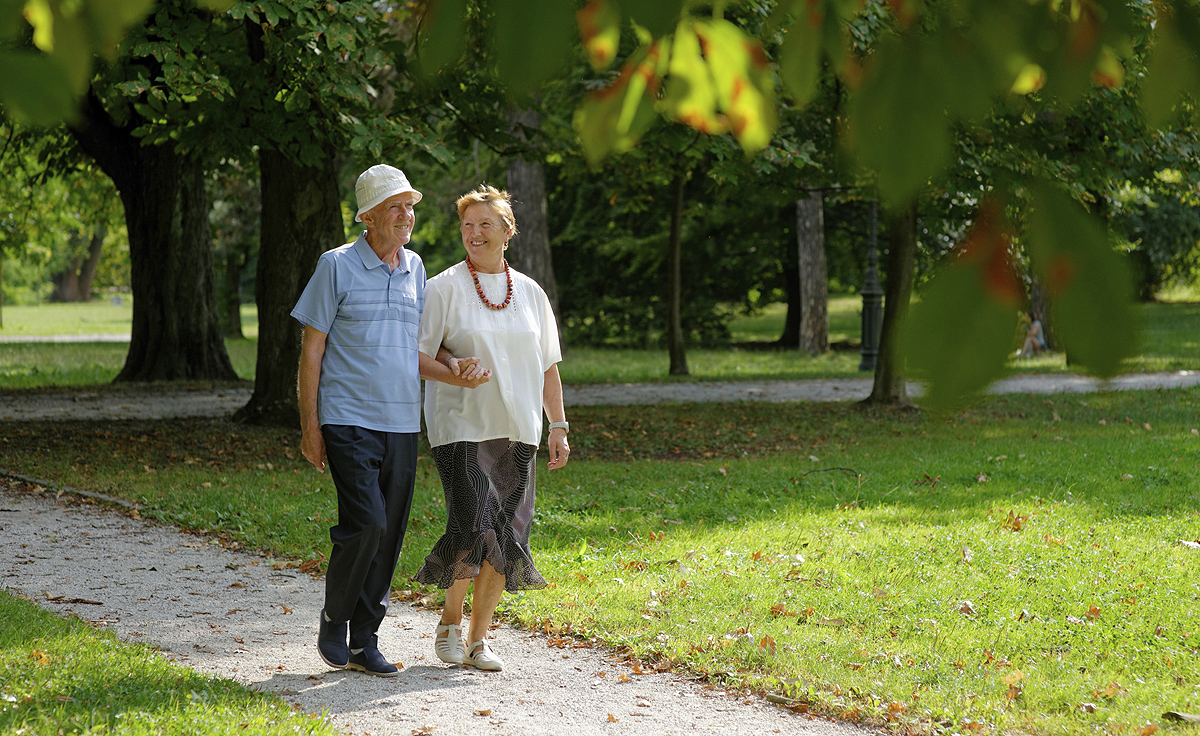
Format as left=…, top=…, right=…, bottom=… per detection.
left=321, top=425, right=417, bottom=649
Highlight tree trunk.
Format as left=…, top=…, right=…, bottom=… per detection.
left=862, top=202, right=918, bottom=406
left=776, top=206, right=800, bottom=347
left=1028, top=275, right=1055, bottom=351
left=233, top=147, right=342, bottom=426
left=797, top=192, right=828, bottom=355
left=50, top=228, right=105, bottom=302
left=70, top=92, right=237, bottom=382
left=667, top=172, right=688, bottom=376
left=505, top=108, right=559, bottom=314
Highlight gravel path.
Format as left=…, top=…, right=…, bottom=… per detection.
left=0, top=482, right=870, bottom=736
left=3, top=371, right=1199, bottom=421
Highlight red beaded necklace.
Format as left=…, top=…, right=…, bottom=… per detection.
left=466, top=256, right=513, bottom=310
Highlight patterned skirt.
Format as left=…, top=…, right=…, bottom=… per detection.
left=415, top=439, right=547, bottom=592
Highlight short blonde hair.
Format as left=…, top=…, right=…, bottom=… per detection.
left=456, top=185, right=518, bottom=236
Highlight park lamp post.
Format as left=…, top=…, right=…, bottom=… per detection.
left=859, top=200, right=883, bottom=371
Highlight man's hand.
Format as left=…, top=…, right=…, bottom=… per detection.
left=449, top=356, right=492, bottom=389
left=301, top=429, right=326, bottom=473
left=547, top=427, right=570, bottom=470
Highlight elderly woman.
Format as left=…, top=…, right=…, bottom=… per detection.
left=415, top=184, right=570, bottom=672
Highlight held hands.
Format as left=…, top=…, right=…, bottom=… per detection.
left=547, top=427, right=570, bottom=470
left=449, top=356, right=491, bottom=389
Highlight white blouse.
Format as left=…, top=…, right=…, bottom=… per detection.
left=418, top=261, right=562, bottom=448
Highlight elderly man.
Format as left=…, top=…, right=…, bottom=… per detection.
left=292, top=164, right=485, bottom=676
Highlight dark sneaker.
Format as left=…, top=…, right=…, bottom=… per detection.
left=347, top=647, right=399, bottom=677
left=317, top=609, right=349, bottom=669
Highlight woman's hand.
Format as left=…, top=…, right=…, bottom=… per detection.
left=547, top=427, right=570, bottom=470
left=449, top=356, right=492, bottom=389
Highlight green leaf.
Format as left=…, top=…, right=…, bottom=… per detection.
left=906, top=202, right=1023, bottom=411
left=1141, top=4, right=1200, bottom=128
left=0, top=50, right=77, bottom=124
left=1027, top=185, right=1139, bottom=378
left=417, top=0, right=467, bottom=75
left=48, top=11, right=92, bottom=94
left=619, top=0, right=683, bottom=37
left=778, top=9, right=822, bottom=105
left=573, top=40, right=666, bottom=163
left=0, top=0, right=26, bottom=38
left=692, top=19, right=777, bottom=154
left=493, top=0, right=577, bottom=97
left=195, top=0, right=235, bottom=9
left=661, top=22, right=727, bottom=135
left=577, top=0, right=621, bottom=71
left=87, top=0, right=155, bottom=55
left=848, top=35, right=952, bottom=205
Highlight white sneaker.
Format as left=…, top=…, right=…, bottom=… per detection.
left=434, top=623, right=465, bottom=665
left=463, top=639, right=504, bottom=671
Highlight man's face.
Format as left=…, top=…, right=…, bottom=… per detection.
left=366, top=192, right=419, bottom=245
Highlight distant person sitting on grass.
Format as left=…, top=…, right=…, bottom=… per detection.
left=1019, top=313, right=1048, bottom=358
left=292, top=164, right=488, bottom=678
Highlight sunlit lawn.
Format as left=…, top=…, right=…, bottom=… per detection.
left=0, top=589, right=333, bottom=736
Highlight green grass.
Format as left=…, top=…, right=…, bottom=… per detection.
left=0, top=301, right=260, bottom=338
left=4, top=391, right=1199, bottom=736
left=0, top=590, right=335, bottom=736
left=0, top=340, right=259, bottom=389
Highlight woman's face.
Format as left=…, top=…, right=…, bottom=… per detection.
left=460, top=202, right=512, bottom=267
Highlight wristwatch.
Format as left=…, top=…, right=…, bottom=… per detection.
left=548, top=421, right=570, bottom=434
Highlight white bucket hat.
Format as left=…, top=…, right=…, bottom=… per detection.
left=354, top=165, right=423, bottom=222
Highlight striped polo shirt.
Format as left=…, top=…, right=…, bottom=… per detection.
left=291, top=234, right=426, bottom=433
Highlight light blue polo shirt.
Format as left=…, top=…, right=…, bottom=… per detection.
left=291, top=234, right=426, bottom=433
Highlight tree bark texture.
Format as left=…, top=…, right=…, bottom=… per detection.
left=504, top=109, right=559, bottom=315
left=863, top=202, right=918, bottom=406
left=50, top=227, right=105, bottom=302
left=776, top=205, right=800, bottom=347
left=796, top=192, right=828, bottom=355
left=666, top=173, right=688, bottom=376
left=70, top=93, right=236, bottom=382
left=233, top=147, right=342, bottom=427
left=222, top=246, right=246, bottom=339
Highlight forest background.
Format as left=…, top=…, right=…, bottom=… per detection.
left=1, top=0, right=1199, bottom=422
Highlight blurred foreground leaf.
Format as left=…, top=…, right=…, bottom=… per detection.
left=493, top=0, right=576, bottom=97
left=906, top=201, right=1023, bottom=411
left=1027, top=185, right=1139, bottom=378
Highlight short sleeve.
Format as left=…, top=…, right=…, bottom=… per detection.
left=539, top=290, right=562, bottom=368
left=418, top=280, right=449, bottom=358
left=291, top=256, right=337, bottom=333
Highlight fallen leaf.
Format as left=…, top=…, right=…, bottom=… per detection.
left=1140, top=725, right=1158, bottom=735
left=756, top=635, right=777, bottom=657
left=1079, top=702, right=1098, bottom=713
left=1180, top=540, right=1200, bottom=550
left=1086, top=604, right=1102, bottom=620
left=617, top=673, right=629, bottom=683
left=607, top=714, right=619, bottom=722
left=1143, top=423, right=1152, bottom=431
left=960, top=601, right=977, bottom=616
left=976, top=473, right=990, bottom=483
left=474, top=709, right=491, bottom=716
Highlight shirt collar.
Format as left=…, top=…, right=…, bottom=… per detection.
left=353, top=232, right=411, bottom=274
